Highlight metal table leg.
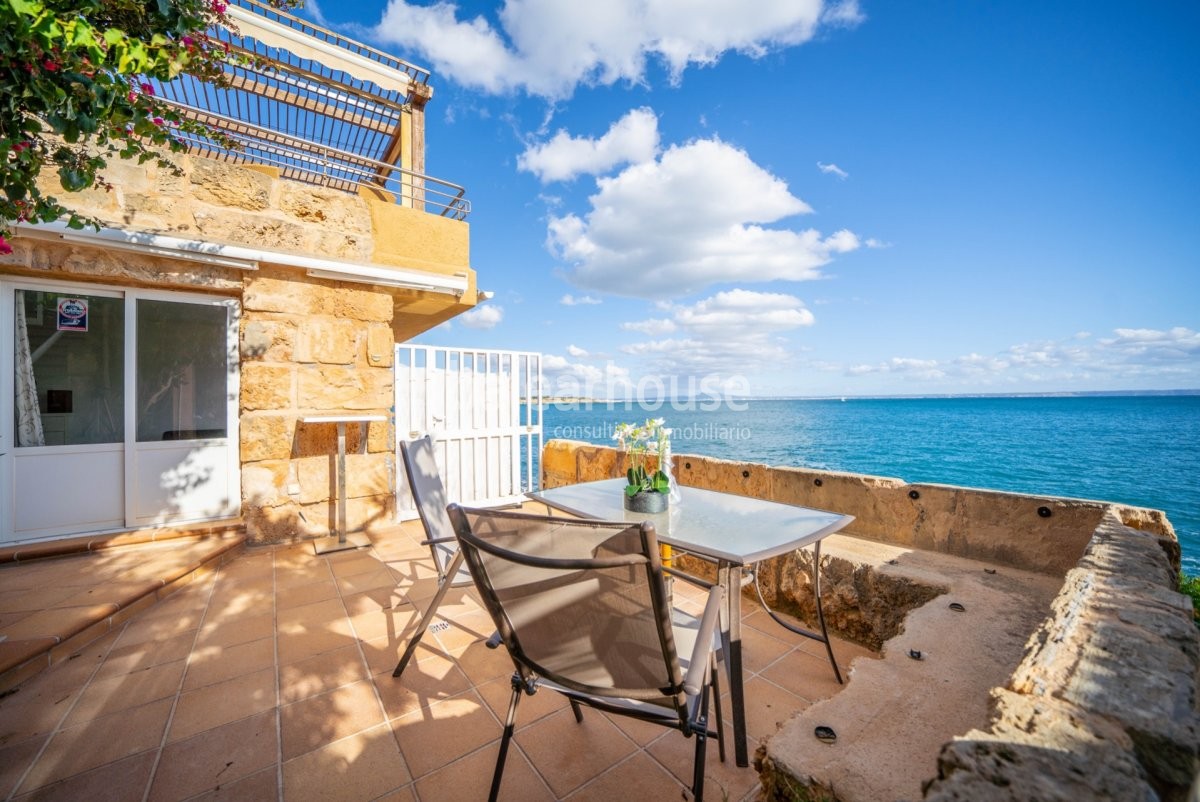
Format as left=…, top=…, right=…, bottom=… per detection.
left=717, top=560, right=750, bottom=767
left=314, top=420, right=371, bottom=554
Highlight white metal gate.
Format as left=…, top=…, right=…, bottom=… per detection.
left=395, top=345, right=542, bottom=520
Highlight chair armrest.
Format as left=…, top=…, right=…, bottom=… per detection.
left=420, top=536, right=458, bottom=546
left=682, top=584, right=724, bottom=696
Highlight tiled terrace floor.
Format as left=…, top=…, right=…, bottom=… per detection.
left=0, top=517, right=872, bottom=801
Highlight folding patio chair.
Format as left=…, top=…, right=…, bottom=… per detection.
left=447, top=504, right=726, bottom=802
left=391, top=435, right=475, bottom=678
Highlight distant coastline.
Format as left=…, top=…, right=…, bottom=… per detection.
left=527, top=389, right=1200, bottom=405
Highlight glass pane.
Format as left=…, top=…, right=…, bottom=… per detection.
left=136, top=300, right=229, bottom=442
left=14, top=290, right=125, bottom=446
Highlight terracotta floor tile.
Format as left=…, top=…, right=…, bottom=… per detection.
left=414, top=740, right=553, bottom=802
left=566, top=751, right=687, bottom=801
left=150, top=710, right=277, bottom=802
left=19, top=698, right=171, bottom=793
left=346, top=605, right=415, bottom=644
left=115, top=613, right=199, bottom=649
left=360, top=629, right=421, bottom=678
left=340, top=586, right=403, bottom=618
left=183, top=636, right=275, bottom=690
left=54, top=580, right=158, bottom=610
left=3, top=605, right=115, bottom=641
left=475, top=677, right=570, bottom=731
left=335, top=567, right=398, bottom=596
left=275, top=564, right=334, bottom=591
left=279, top=644, right=369, bottom=704
left=431, top=610, right=495, bottom=655
left=759, top=648, right=847, bottom=703
left=0, top=690, right=77, bottom=749
left=96, top=631, right=196, bottom=679
left=277, top=626, right=356, bottom=666
left=275, top=580, right=339, bottom=611
left=736, top=626, right=794, bottom=675
left=328, top=555, right=385, bottom=578
left=169, top=667, right=276, bottom=742
left=277, top=598, right=351, bottom=632
left=737, top=675, right=810, bottom=742
left=280, top=679, right=385, bottom=760
left=602, top=709, right=671, bottom=747
left=644, top=719, right=760, bottom=802
left=203, top=587, right=272, bottom=625
left=452, top=638, right=513, bottom=686
left=392, top=689, right=499, bottom=778
left=196, top=612, right=274, bottom=650
left=513, top=707, right=637, bottom=798
left=183, top=765, right=278, bottom=801
left=373, top=784, right=417, bottom=802
left=66, top=659, right=186, bottom=725
left=281, top=723, right=410, bottom=802
left=0, top=587, right=79, bottom=613
left=0, top=734, right=48, bottom=797
left=13, top=748, right=156, bottom=802
left=375, top=650, right=473, bottom=721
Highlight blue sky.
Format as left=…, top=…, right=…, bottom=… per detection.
left=309, top=0, right=1198, bottom=397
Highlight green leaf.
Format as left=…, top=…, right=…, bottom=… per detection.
left=624, top=485, right=639, bottom=498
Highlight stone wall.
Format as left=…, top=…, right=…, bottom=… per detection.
left=540, top=439, right=1179, bottom=576
left=923, top=512, right=1199, bottom=801
left=2, top=154, right=478, bottom=544
left=239, top=267, right=396, bottom=542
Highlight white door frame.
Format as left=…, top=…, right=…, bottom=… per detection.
left=0, top=277, right=241, bottom=542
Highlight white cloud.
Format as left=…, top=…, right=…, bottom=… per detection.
left=817, top=161, right=848, bottom=179
left=621, top=318, right=677, bottom=336
left=566, top=344, right=589, bottom=357
left=518, top=108, right=660, bottom=182
left=620, top=289, right=815, bottom=376
left=459, top=304, right=504, bottom=329
left=370, top=0, right=862, bottom=100
left=560, top=293, right=602, bottom=306
left=549, top=137, right=860, bottom=299
left=839, top=327, right=1200, bottom=388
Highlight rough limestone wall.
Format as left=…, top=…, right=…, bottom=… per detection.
left=240, top=268, right=396, bottom=543
left=922, top=511, right=1199, bottom=802
left=540, top=440, right=1176, bottom=576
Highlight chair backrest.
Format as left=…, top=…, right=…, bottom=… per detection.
left=400, top=436, right=457, bottom=576
left=447, top=505, right=688, bottom=719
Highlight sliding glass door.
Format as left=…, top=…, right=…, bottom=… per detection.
left=1, top=280, right=239, bottom=543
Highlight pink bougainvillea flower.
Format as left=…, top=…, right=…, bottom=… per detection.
left=182, top=36, right=195, bottom=47
left=152, top=117, right=165, bottom=126
left=140, top=82, right=155, bottom=95
left=0, top=236, right=13, bottom=256
left=42, top=59, right=58, bottom=72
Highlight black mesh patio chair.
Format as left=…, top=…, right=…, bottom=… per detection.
left=391, top=435, right=476, bottom=678
left=447, top=504, right=726, bottom=802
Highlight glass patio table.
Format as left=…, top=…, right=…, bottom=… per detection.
left=529, top=478, right=855, bottom=767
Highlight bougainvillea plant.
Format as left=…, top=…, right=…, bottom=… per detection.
left=0, top=0, right=288, bottom=255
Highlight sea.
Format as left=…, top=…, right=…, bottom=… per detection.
left=534, top=395, right=1200, bottom=574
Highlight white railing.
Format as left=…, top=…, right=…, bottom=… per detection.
left=395, top=345, right=542, bottom=519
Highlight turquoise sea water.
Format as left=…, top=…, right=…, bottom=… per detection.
left=538, top=396, right=1200, bottom=573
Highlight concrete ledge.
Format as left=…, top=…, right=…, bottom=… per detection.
left=924, top=511, right=1200, bottom=801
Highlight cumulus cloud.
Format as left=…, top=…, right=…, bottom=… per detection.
left=459, top=304, right=504, bottom=329
left=620, top=289, right=815, bottom=376
left=817, top=161, right=848, bottom=179
left=566, top=344, right=589, bottom=357
left=549, top=137, right=860, bottom=299
left=371, top=0, right=862, bottom=100
left=559, top=293, right=602, bottom=306
left=519, top=107, right=660, bottom=182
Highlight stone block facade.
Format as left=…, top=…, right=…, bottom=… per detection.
left=2, top=151, right=478, bottom=545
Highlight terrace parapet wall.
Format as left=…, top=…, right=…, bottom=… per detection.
left=540, top=439, right=1197, bottom=800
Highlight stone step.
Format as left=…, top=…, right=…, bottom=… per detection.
left=0, top=527, right=246, bottom=694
